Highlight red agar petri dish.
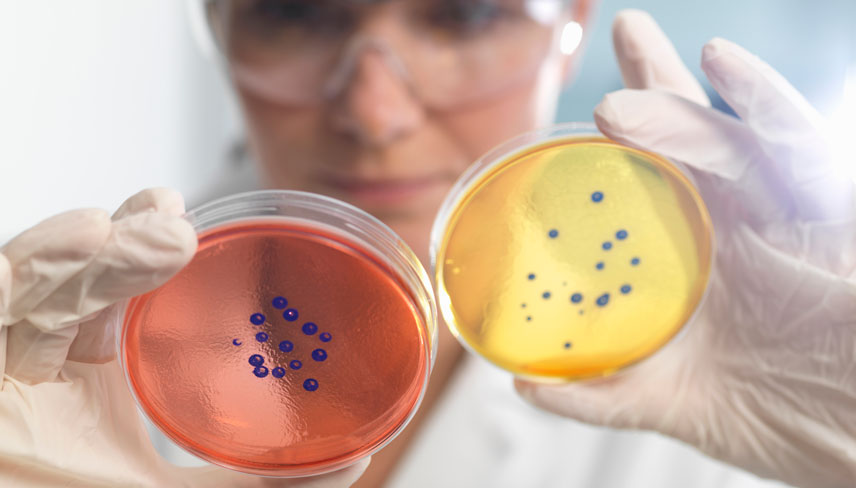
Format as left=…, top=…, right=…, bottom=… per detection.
left=116, top=191, right=437, bottom=477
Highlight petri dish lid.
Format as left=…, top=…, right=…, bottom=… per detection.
left=431, top=123, right=714, bottom=381
left=117, top=190, right=437, bottom=476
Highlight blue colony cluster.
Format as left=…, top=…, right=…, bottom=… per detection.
left=230, top=295, right=331, bottom=391
left=521, top=191, right=642, bottom=350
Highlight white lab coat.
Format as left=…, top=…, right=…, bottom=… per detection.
left=147, top=158, right=792, bottom=488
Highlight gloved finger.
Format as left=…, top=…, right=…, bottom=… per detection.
left=6, top=212, right=196, bottom=383
left=179, top=458, right=371, bottom=487
left=0, top=254, right=10, bottom=379
left=1, top=209, right=112, bottom=326
left=112, top=187, right=187, bottom=220
left=701, top=38, right=852, bottom=221
left=594, top=89, right=794, bottom=223
left=0, top=253, right=10, bottom=319
left=612, top=9, right=710, bottom=106
left=69, top=188, right=190, bottom=363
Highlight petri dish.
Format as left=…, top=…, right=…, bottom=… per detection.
left=431, top=123, right=713, bottom=381
left=115, top=190, right=437, bottom=477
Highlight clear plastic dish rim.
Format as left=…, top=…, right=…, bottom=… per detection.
left=429, top=121, right=716, bottom=384
left=112, top=189, right=439, bottom=478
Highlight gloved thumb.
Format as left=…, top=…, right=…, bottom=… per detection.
left=513, top=345, right=700, bottom=438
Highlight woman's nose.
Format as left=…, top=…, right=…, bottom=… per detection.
left=327, top=43, right=424, bottom=147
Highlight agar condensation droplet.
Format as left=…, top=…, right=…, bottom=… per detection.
left=312, top=349, right=328, bottom=362
left=302, top=322, right=318, bottom=335
left=271, top=367, right=285, bottom=378
left=279, top=340, right=294, bottom=353
left=304, top=379, right=319, bottom=392
left=290, top=360, right=303, bottom=370
left=616, top=229, right=628, bottom=240
left=272, top=296, right=288, bottom=309
left=249, top=354, right=264, bottom=367
left=232, top=339, right=242, bottom=346
left=570, top=293, right=583, bottom=304
left=621, top=284, right=632, bottom=294
left=255, top=332, right=269, bottom=343
left=319, top=332, right=332, bottom=342
left=250, top=313, right=265, bottom=325
left=283, top=309, right=299, bottom=321
left=602, top=241, right=612, bottom=251
left=548, top=229, right=559, bottom=239
left=253, top=366, right=269, bottom=378
left=591, top=191, right=604, bottom=202
left=596, top=293, right=610, bottom=307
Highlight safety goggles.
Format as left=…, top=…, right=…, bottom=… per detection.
left=195, top=0, right=584, bottom=109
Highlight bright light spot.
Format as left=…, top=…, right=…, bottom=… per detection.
left=830, top=67, right=856, bottom=181
left=525, top=1, right=563, bottom=25
left=560, top=22, right=584, bottom=56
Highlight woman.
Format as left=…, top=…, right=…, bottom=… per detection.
left=0, top=1, right=853, bottom=487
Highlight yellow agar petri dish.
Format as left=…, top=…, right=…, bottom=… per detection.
left=431, top=124, right=713, bottom=381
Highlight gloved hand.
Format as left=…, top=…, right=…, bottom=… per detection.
left=517, top=10, right=856, bottom=488
left=0, top=188, right=369, bottom=487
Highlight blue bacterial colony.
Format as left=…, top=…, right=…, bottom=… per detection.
left=521, top=191, right=642, bottom=349
left=230, top=296, right=332, bottom=391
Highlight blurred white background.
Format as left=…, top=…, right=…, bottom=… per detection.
left=0, top=0, right=854, bottom=240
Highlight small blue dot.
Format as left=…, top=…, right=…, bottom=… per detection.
left=290, top=360, right=303, bottom=370
left=527, top=273, right=536, bottom=280
left=312, top=348, right=327, bottom=362
left=255, top=332, right=269, bottom=343
left=278, top=340, right=293, bottom=353
left=253, top=366, right=269, bottom=378
left=579, top=310, right=584, bottom=315
left=548, top=229, right=559, bottom=239
left=303, top=378, right=319, bottom=391
left=596, top=293, right=610, bottom=307
left=631, top=257, right=641, bottom=266
left=564, top=342, right=572, bottom=349
left=542, top=291, right=551, bottom=299
left=249, top=354, right=264, bottom=366
left=621, top=284, right=632, bottom=294
left=571, top=293, right=583, bottom=303
left=232, top=339, right=242, bottom=346
left=526, top=316, right=532, bottom=322
left=302, top=322, right=318, bottom=335
left=521, top=303, right=527, bottom=308
left=250, top=313, right=265, bottom=325
left=602, top=241, right=612, bottom=251
left=272, top=296, right=288, bottom=309
left=596, top=261, right=605, bottom=270
left=591, top=191, right=604, bottom=202
left=271, top=367, right=285, bottom=378
left=319, top=332, right=332, bottom=342
left=616, top=229, right=628, bottom=240
left=283, top=309, right=299, bottom=321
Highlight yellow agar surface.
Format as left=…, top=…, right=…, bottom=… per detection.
left=437, top=137, right=713, bottom=380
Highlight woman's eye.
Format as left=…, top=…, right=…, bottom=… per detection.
left=427, top=1, right=509, bottom=33
left=242, top=0, right=350, bottom=32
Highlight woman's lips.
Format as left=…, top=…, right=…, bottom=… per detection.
left=322, top=175, right=451, bottom=208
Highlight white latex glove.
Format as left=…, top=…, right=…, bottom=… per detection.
left=0, top=188, right=369, bottom=487
left=516, top=10, right=856, bottom=488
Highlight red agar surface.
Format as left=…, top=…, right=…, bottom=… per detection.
left=122, top=220, right=430, bottom=474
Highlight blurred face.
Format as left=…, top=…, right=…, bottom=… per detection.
left=207, top=0, right=588, bottom=261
